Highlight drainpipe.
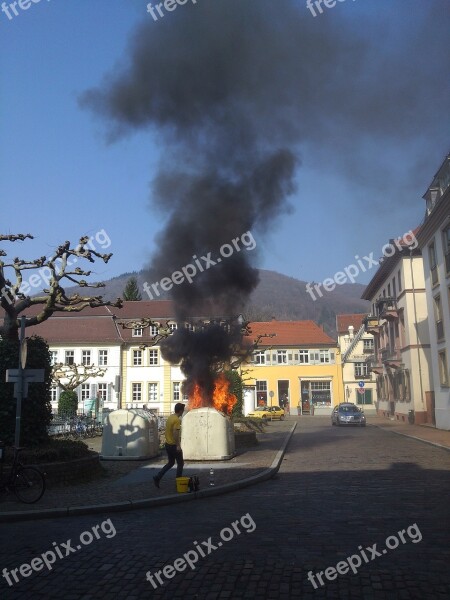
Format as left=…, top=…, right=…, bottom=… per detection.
left=409, top=250, right=424, bottom=416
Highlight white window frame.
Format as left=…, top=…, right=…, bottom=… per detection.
left=98, top=350, right=108, bottom=366
left=277, top=350, right=287, bottom=364
left=149, top=349, right=159, bottom=366
left=148, top=382, right=158, bottom=403
left=82, top=350, right=91, bottom=366
left=81, top=383, right=91, bottom=402
left=65, top=350, right=75, bottom=365
left=133, top=349, right=143, bottom=366
left=132, top=383, right=142, bottom=403
left=132, top=327, right=143, bottom=337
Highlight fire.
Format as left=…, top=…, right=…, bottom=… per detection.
left=188, top=373, right=237, bottom=415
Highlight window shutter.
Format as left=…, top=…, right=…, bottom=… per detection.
left=272, top=354, right=276, bottom=362
left=108, top=383, right=113, bottom=402
left=288, top=354, right=293, bottom=362
left=330, top=351, right=335, bottom=362
left=91, top=383, right=98, bottom=398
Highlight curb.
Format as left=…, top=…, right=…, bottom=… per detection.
left=372, top=424, right=450, bottom=453
left=0, top=423, right=297, bottom=523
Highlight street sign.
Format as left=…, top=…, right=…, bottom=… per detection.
left=357, top=388, right=365, bottom=395
left=6, top=369, right=45, bottom=382
left=358, top=381, right=365, bottom=388
left=20, top=338, right=28, bottom=369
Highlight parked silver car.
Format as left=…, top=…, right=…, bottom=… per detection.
left=331, top=403, right=366, bottom=427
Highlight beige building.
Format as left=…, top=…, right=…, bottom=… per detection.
left=336, top=314, right=377, bottom=411
left=416, top=152, right=450, bottom=429
left=362, top=235, right=434, bottom=424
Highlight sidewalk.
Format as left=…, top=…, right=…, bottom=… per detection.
left=369, top=413, right=450, bottom=450
left=0, top=420, right=296, bottom=523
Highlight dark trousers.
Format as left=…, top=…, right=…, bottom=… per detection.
left=156, top=444, right=184, bottom=480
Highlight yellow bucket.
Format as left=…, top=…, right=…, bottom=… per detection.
left=176, top=476, right=190, bottom=493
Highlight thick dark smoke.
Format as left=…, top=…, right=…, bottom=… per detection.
left=80, top=0, right=449, bottom=400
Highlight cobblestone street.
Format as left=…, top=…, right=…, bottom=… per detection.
left=1, top=416, right=449, bottom=599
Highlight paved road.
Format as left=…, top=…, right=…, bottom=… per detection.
left=1, top=417, right=449, bottom=599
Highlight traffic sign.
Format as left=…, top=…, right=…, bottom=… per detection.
left=358, top=381, right=365, bottom=388
left=357, top=388, right=365, bottom=395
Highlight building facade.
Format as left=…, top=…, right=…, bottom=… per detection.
left=244, top=320, right=344, bottom=415
left=336, top=314, right=377, bottom=410
left=416, top=153, right=450, bottom=429
left=362, top=238, right=434, bottom=424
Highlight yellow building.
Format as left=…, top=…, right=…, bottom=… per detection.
left=244, top=320, right=344, bottom=416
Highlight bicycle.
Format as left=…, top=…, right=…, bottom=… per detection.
left=0, top=443, right=46, bottom=504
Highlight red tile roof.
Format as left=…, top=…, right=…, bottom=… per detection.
left=336, top=313, right=367, bottom=335
left=247, top=320, right=336, bottom=347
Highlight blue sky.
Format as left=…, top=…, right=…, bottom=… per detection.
left=1, top=0, right=448, bottom=291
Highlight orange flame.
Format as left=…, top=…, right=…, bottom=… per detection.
left=188, top=373, right=237, bottom=415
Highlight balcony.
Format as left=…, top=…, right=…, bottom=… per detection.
left=366, top=353, right=383, bottom=374
left=380, top=345, right=402, bottom=369
left=376, top=297, right=398, bottom=321
left=363, top=315, right=380, bottom=335
left=436, top=320, right=444, bottom=342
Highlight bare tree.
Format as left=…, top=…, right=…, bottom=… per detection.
left=0, top=233, right=122, bottom=341
left=52, top=363, right=107, bottom=392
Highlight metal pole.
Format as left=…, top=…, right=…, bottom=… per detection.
left=14, top=316, right=26, bottom=447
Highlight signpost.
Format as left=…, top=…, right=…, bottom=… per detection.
left=5, top=316, right=44, bottom=446
left=358, top=381, right=366, bottom=405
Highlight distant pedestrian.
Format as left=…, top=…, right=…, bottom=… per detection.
left=153, top=403, right=185, bottom=488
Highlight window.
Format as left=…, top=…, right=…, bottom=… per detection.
left=398, top=269, right=402, bottom=293
left=81, top=383, right=91, bottom=402
left=392, top=277, right=396, bottom=300
left=133, top=349, right=143, bottom=366
left=298, top=350, right=309, bottom=364
left=309, top=350, right=330, bottom=364
left=256, top=380, right=267, bottom=405
left=168, top=322, right=177, bottom=332
left=98, top=383, right=107, bottom=401
left=150, top=324, right=159, bottom=336
left=185, top=322, right=195, bottom=332
left=355, top=362, right=369, bottom=378
left=438, top=351, right=448, bottom=386
left=434, top=295, right=444, bottom=341
left=310, top=381, right=331, bottom=404
left=65, top=350, right=74, bottom=365
left=173, top=382, right=181, bottom=402
left=132, top=383, right=142, bottom=403
left=82, top=350, right=91, bottom=366
left=50, top=386, right=58, bottom=403
left=98, top=350, right=108, bottom=366
left=363, top=339, right=374, bottom=352
left=319, top=350, right=330, bottom=363
left=387, top=283, right=391, bottom=296
left=148, top=383, right=158, bottom=403
left=49, top=351, right=58, bottom=366
left=277, top=350, right=287, bottom=364
left=443, top=225, right=450, bottom=274
left=132, top=327, right=143, bottom=337
left=253, top=351, right=266, bottom=365
left=149, top=349, right=159, bottom=365
left=429, top=241, right=438, bottom=285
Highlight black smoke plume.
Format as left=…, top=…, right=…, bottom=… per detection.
left=80, top=0, right=449, bottom=402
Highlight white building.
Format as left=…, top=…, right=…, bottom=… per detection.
left=336, top=314, right=377, bottom=411
left=362, top=235, right=434, bottom=424
left=416, top=153, right=450, bottom=429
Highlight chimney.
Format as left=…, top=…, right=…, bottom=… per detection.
left=348, top=325, right=354, bottom=340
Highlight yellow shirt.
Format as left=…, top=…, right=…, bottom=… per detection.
left=165, top=414, right=181, bottom=445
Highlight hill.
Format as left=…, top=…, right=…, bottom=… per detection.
left=65, top=269, right=369, bottom=338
